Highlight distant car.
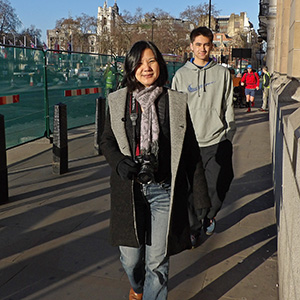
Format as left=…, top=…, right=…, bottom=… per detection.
left=78, top=67, right=93, bottom=80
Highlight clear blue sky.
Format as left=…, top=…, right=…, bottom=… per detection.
left=11, top=0, right=259, bottom=43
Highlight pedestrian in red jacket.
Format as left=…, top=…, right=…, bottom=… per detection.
left=241, top=64, right=260, bottom=112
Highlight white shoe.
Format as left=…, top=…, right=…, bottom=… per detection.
left=205, top=218, right=216, bottom=236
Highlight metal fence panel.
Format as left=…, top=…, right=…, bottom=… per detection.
left=0, top=45, right=182, bottom=149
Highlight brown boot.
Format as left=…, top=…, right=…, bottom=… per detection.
left=129, top=287, right=143, bottom=300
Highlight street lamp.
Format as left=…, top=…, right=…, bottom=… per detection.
left=208, top=0, right=212, bottom=29
left=151, top=15, right=156, bottom=42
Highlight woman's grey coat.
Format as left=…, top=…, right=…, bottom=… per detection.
left=100, top=87, right=208, bottom=256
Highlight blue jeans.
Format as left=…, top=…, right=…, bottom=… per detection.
left=120, top=181, right=171, bottom=300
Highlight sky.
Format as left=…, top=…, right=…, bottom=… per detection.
left=11, top=0, right=259, bottom=43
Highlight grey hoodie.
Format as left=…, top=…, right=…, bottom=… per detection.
left=172, top=59, right=236, bottom=147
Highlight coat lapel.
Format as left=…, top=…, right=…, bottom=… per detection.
left=168, top=89, right=187, bottom=188
left=108, top=87, right=131, bottom=156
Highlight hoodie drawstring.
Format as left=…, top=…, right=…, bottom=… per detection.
left=197, top=71, right=200, bottom=97
left=203, top=68, right=206, bottom=93
left=197, top=68, right=207, bottom=96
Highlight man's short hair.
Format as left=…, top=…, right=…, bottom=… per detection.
left=263, top=66, right=268, bottom=71
left=190, top=27, right=213, bottom=43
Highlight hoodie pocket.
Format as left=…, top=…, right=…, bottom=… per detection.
left=192, top=109, right=224, bottom=143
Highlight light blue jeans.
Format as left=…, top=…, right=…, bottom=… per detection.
left=120, top=181, right=171, bottom=300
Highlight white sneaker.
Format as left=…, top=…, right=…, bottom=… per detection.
left=205, top=218, right=216, bottom=236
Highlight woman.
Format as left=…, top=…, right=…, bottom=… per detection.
left=100, top=41, right=208, bottom=300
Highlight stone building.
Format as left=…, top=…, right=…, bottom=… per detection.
left=211, top=32, right=233, bottom=64
left=200, top=12, right=252, bottom=39
left=97, top=0, right=120, bottom=35
left=47, top=1, right=121, bottom=53
left=258, top=0, right=276, bottom=73
left=199, top=12, right=256, bottom=68
left=259, top=1, right=300, bottom=299
left=47, top=19, right=80, bottom=51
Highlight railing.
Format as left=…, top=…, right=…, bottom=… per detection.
left=0, top=45, right=122, bottom=148
left=0, top=45, right=183, bottom=149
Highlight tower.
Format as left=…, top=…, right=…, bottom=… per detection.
left=97, top=1, right=120, bottom=35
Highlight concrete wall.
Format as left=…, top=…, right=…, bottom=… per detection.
left=270, top=1, right=300, bottom=298
left=269, top=76, right=300, bottom=300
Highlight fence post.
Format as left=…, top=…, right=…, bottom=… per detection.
left=52, top=103, right=68, bottom=174
left=43, top=49, right=51, bottom=139
left=94, top=97, right=106, bottom=155
left=0, top=114, right=8, bottom=203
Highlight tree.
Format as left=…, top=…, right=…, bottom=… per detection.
left=20, top=25, right=42, bottom=47
left=145, top=8, right=173, bottom=19
left=55, top=14, right=98, bottom=52
left=110, top=17, right=134, bottom=55
left=76, top=13, right=97, bottom=34
left=106, top=7, right=191, bottom=56
left=121, top=8, right=143, bottom=24
left=179, top=3, right=220, bottom=26
left=0, top=0, right=21, bottom=35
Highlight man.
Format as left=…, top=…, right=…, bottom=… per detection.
left=172, top=27, right=236, bottom=246
left=104, top=63, right=115, bottom=98
left=259, top=66, right=270, bottom=112
left=241, top=64, right=260, bottom=112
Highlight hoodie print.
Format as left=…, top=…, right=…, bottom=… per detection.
left=188, top=80, right=216, bottom=93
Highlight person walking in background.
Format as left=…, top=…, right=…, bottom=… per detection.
left=232, top=72, right=246, bottom=108
left=100, top=40, right=208, bottom=300
left=259, top=66, right=270, bottom=112
left=241, top=64, right=260, bottom=112
left=172, top=27, right=236, bottom=247
left=104, top=63, right=115, bottom=98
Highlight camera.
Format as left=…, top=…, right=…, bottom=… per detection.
left=135, top=154, right=158, bottom=184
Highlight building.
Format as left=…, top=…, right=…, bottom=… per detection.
left=200, top=12, right=252, bottom=39
left=259, top=1, right=300, bottom=299
left=211, top=32, right=232, bottom=64
left=97, top=0, right=120, bottom=35
left=47, top=18, right=81, bottom=52
left=47, top=1, right=256, bottom=63
left=258, top=0, right=276, bottom=73
left=199, top=12, right=257, bottom=68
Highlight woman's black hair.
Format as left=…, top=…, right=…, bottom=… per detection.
left=121, top=40, right=168, bottom=92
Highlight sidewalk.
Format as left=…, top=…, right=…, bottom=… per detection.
left=0, top=94, right=278, bottom=300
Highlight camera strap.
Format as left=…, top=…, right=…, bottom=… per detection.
left=129, top=94, right=140, bottom=158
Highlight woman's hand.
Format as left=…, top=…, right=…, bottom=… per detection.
left=117, top=157, right=139, bottom=180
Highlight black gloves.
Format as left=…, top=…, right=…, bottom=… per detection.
left=117, top=157, right=139, bottom=180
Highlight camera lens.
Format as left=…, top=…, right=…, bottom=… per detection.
left=137, top=163, right=155, bottom=184
left=135, top=154, right=157, bottom=184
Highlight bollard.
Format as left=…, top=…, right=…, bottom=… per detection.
left=52, top=103, right=68, bottom=174
left=0, top=114, right=8, bottom=203
left=94, top=97, right=106, bottom=155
